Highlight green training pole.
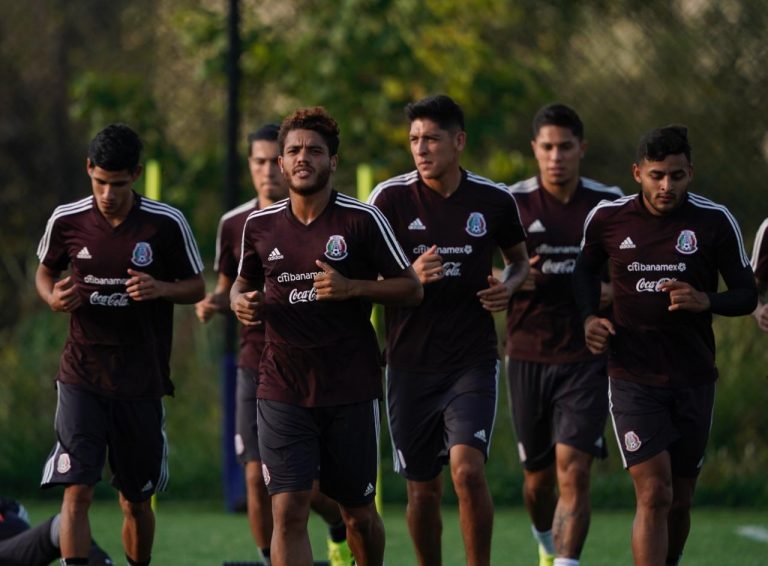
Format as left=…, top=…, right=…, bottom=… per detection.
left=357, top=163, right=384, bottom=513
left=143, top=159, right=161, bottom=512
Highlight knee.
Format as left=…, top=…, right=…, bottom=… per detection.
left=451, top=460, right=486, bottom=494
left=407, top=481, right=442, bottom=510
left=523, top=468, right=557, bottom=501
left=120, top=497, right=152, bottom=521
left=63, top=486, right=94, bottom=515
left=342, top=506, right=379, bottom=537
left=636, top=477, right=673, bottom=512
left=558, top=461, right=591, bottom=498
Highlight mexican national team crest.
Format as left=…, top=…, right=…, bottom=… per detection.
left=465, top=212, right=487, bottom=237
left=624, top=431, right=642, bottom=452
left=131, top=242, right=154, bottom=267
left=675, top=230, right=698, bottom=255
left=324, top=234, right=348, bottom=261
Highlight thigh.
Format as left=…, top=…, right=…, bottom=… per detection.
left=109, top=397, right=167, bottom=502
left=668, top=382, right=715, bottom=477
left=506, top=358, right=555, bottom=471
left=444, top=360, right=499, bottom=459
left=319, top=400, right=380, bottom=508
left=41, top=383, right=109, bottom=489
left=235, top=367, right=260, bottom=463
left=257, top=399, right=319, bottom=495
left=553, top=359, right=609, bottom=460
left=609, top=378, right=677, bottom=470
left=386, top=367, right=447, bottom=481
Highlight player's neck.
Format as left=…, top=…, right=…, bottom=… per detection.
left=541, top=176, right=579, bottom=204
left=422, top=166, right=462, bottom=198
left=290, top=186, right=332, bottom=225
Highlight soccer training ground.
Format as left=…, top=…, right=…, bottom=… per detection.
left=22, top=499, right=768, bottom=565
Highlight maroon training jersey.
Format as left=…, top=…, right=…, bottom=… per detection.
left=750, top=218, right=768, bottom=287
left=37, top=193, right=204, bottom=399
left=580, top=192, right=751, bottom=387
left=369, top=169, right=526, bottom=372
left=238, top=190, right=410, bottom=407
left=214, top=198, right=264, bottom=371
left=507, top=176, right=623, bottom=363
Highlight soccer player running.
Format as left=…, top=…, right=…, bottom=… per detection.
left=369, top=94, right=530, bottom=566
left=230, top=107, right=422, bottom=566
left=506, top=104, right=622, bottom=566
left=195, top=124, right=352, bottom=566
left=749, top=218, right=768, bottom=331
left=35, top=124, right=205, bottom=566
left=574, top=125, right=757, bottom=566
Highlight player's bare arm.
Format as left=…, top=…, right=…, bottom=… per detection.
left=516, top=254, right=541, bottom=293
left=230, top=275, right=264, bottom=326
left=126, top=269, right=205, bottom=304
left=599, top=281, right=614, bottom=310
left=195, top=273, right=234, bottom=323
left=478, top=241, right=530, bottom=312
left=583, top=315, right=615, bottom=355
left=314, top=260, right=423, bottom=306
left=411, top=244, right=444, bottom=284
left=36, top=264, right=82, bottom=313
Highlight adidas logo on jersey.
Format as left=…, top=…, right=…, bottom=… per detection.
left=408, top=218, right=426, bottom=230
left=363, top=483, right=375, bottom=496
left=141, top=480, right=154, bottom=492
left=76, top=247, right=92, bottom=259
left=267, top=248, right=284, bottom=261
left=619, top=237, right=636, bottom=249
left=474, top=429, right=487, bottom=443
left=527, top=219, right=546, bottom=233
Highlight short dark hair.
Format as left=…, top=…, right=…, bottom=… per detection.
left=278, top=107, right=340, bottom=156
left=405, top=94, right=464, bottom=132
left=532, top=103, right=584, bottom=140
left=247, top=123, right=280, bottom=156
left=88, top=124, right=142, bottom=172
left=636, top=125, right=692, bottom=164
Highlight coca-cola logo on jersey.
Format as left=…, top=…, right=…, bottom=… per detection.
left=635, top=277, right=676, bottom=293
left=89, top=291, right=130, bottom=307
left=442, top=262, right=462, bottom=277
left=288, top=287, right=318, bottom=304
left=541, top=258, right=576, bottom=274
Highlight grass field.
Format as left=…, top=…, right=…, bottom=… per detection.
left=19, top=499, right=768, bottom=565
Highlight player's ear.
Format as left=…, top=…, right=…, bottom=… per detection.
left=131, top=164, right=143, bottom=182
left=330, top=154, right=338, bottom=172
left=278, top=155, right=284, bottom=173
left=579, top=139, right=588, bottom=159
left=86, top=158, right=94, bottom=175
left=632, top=163, right=642, bottom=184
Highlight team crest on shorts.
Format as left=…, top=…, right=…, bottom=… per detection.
left=57, top=453, right=72, bottom=474
left=675, top=230, right=698, bottom=255
left=465, top=212, right=487, bottom=237
left=324, top=235, right=348, bottom=261
left=624, top=431, right=642, bottom=452
left=261, top=463, right=271, bottom=485
left=131, top=242, right=154, bottom=267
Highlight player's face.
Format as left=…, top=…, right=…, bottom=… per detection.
left=249, top=140, right=287, bottom=204
left=409, top=118, right=465, bottom=181
left=87, top=160, right=141, bottom=221
left=634, top=154, right=693, bottom=216
left=531, top=125, right=586, bottom=190
left=279, top=129, right=337, bottom=196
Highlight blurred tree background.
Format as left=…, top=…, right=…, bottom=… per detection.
left=1, top=0, right=767, bottom=505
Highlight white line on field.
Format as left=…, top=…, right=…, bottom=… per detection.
left=736, top=525, right=768, bottom=543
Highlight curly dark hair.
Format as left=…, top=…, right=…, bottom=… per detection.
left=278, top=107, right=340, bottom=156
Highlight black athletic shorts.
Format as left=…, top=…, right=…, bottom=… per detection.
left=257, top=398, right=380, bottom=508
left=507, top=358, right=609, bottom=471
left=608, top=377, right=715, bottom=476
left=235, top=367, right=260, bottom=464
left=386, top=360, right=499, bottom=481
left=41, top=382, right=168, bottom=502
left=0, top=515, right=58, bottom=566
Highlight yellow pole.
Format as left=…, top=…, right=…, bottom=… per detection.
left=144, top=158, right=161, bottom=512
left=357, top=164, right=385, bottom=514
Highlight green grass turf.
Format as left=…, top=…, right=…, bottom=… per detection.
left=18, top=500, right=768, bottom=565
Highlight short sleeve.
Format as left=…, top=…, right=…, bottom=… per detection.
left=238, top=216, right=265, bottom=283
left=751, top=218, right=768, bottom=284
left=37, top=211, right=71, bottom=271
left=495, top=192, right=526, bottom=250
left=363, top=205, right=410, bottom=278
